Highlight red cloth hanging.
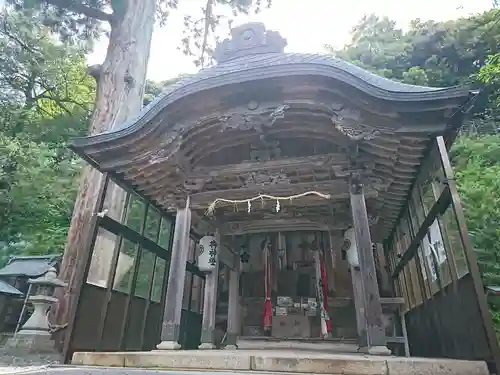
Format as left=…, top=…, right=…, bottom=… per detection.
left=319, top=252, right=332, bottom=333
left=262, top=245, right=273, bottom=330
left=263, top=298, right=273, bottom=329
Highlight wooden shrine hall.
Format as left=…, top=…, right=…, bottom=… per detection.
left=65, top=22, right=500, bottom=372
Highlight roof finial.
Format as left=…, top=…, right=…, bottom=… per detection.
left=214, top=22, right=287, bottom=64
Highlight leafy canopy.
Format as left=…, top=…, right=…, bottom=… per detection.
left=6, top=0, right=272, bottom=66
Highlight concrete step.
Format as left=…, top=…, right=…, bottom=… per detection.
left=72, top=350, right=489, bottom=375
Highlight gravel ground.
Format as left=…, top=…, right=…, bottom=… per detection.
left=0, top=349, right=61, bottom=367
left=0, top=367, right=248, bottom=375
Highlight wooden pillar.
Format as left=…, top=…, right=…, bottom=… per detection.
left=157, top=198, right=191, bottom=350
left=327, top=232, right=337, bottom=294
left=198, top=230, right=221, bottom=349
left=350, top=265, right=368, bottom=348
left=349, top=173, right=390, bottom=355
left=225, top=255, right=241, bottom=349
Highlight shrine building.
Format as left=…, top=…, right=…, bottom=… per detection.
left=63, top=23, right=500, bottom=373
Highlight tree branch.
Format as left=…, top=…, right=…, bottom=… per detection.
left=200, top=0, right=214, bottom=68
left=1, top=19, right=41, bottom=56
left=44, top=0, right=114, bottom=22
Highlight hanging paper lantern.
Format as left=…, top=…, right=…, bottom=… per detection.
left=343, top=228, right=360, bottom=268
left=198, top=235, right=219, bottom=272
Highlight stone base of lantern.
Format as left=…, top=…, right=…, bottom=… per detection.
left=4, top=331, right=58, bottom=354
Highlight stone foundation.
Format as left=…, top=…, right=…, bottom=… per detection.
left=72, top=350, right=489, bottom=375
left=4, top=333, right=58, bottom=354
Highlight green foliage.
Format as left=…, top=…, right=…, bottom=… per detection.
left=476, top=53, right=500, bottom=118
left=0, top=134, right=83, bottom=263
left=450, top=135, right=500, bottom=340
left=143, top=75, right=187, bottom=106
left=450, top=136, right=500, bottom=286
left=331, top=10, right=500, bottom=86
left=329, top=9, right=500, bottom=123
left=0, top=11, right=95, bottom=142
left=7, top=0, right=272, bottom=66
left=0, top=10, right=94, bottom=264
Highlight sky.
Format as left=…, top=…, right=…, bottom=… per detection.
left=87, top=0, right=494, bottom=81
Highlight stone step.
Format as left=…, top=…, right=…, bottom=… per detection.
left=72, top=350, right=489, bottom=375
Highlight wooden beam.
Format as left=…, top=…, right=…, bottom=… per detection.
left=351, top=265, right=368, bottom=348
left=350, top=173, right=389, bottom=352
left=189, top=194, right=376, bottom=210
left=219, top=244, right=237, bottom=270
left=391, top=185, right=451, bottom=278
left=188, top=153, right=353, bottom=179
left=221, top=218, right=352, bottom=235
left=226, top=259, right=241, bottom=348
left=185, top=180, right=378, bottom=209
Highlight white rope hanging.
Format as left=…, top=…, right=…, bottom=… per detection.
left=206, top=191, right=331, bottom=216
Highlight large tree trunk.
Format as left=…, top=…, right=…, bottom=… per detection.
left=53, top=0, right=156, bottom=347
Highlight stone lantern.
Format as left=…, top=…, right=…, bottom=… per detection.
left=6, top=267, right=67, bottom=353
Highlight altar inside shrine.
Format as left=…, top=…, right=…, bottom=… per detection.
left=234, top=230, right=357, bottom=341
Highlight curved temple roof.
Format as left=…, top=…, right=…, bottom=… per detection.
left=72, top=22, right=472, bottom=149
left=70, top=23, right=474, bottom=240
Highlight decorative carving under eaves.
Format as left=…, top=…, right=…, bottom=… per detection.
left=330, top=106, right=380, bottom=141
left=333, top=106, right=361, bottom=122
left=242, top=171, right=291, bottom=187
left=368, top=176, right=391, bottom=192
left=332, top=162, right=375, bottom=178
left=184, top=178, right=209, bottom=192
left=334, top=122, right=380, bottom=142
left=249, top=140, right=281, bottom=162
left=148, top=137, right=181, bottom=165
left=218, top=105, right=289, bottom=133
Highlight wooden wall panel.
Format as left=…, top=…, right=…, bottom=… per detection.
left=406, top=275, right=493, bottom=365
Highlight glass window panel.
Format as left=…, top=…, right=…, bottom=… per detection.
left=420, top=221, right=440, bottom=282
left=158, top=218, right=173, bottom=249
left=388, top=238, right=402, bottom=297
left=402, top=265, right=415, bottom=308
left=411, top=187, right=426, bottom=226
left=113, top=239, right=138, bottom=293
left=400, top=214, right=426, bottom=305
left=417, top=244, right=432, bottom=298
left=151, top=258, right=167, bottom=303
left=419, top=145, right=446, bottom=208
left=145, top=208, right=161, bottom=241
left=102, top=180, right=129, bottom=223
left=126, top=195, right=146, bottom=232
left=420, top=177, right=436, bottom=213
left=87, top=227, right=119, bottom=288
left=398, top=272, right=409, bottom=311
left=399, top=225, right=416, bottom=308
left=414, top=179, right=451, bottom=291
left=408, top=198, right=432, bottom=299
left=408, top=259, right=423, bottom=306
left=394, top=232, right=411, bottom=310
left=441, top=206, right=469, bottom=278
left=135, top=250, right=156, bottom=299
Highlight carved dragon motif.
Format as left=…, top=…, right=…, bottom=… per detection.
left=242, top=171, right=291, bottom=187
left=218, top=105, right=290, bottom=133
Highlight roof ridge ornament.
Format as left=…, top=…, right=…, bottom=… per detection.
left=214, top=22, right=287, bottom=64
